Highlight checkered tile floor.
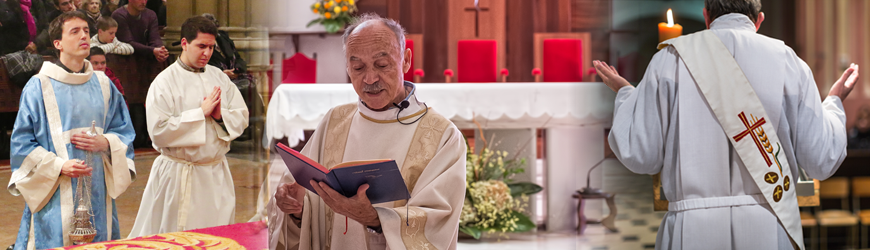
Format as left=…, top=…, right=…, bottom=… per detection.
left=457, top=160, right=666, bottom=250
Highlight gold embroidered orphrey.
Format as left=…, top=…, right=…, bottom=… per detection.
left=321, top=103, right=450, bottom=249
left=731, top=111, right=789, bottom=202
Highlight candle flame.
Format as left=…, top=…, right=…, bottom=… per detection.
left=667, top=9, right=674, bottom=27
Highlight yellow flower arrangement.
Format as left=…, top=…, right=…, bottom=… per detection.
left=308, top=0, right=358, bottom=33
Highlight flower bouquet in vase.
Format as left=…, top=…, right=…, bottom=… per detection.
left=459, top=126, right=543, bottom=239
left=307, top=0, right=358, bottom=33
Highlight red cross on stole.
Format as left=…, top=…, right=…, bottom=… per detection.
left=732, top=112, right=773, bottom=166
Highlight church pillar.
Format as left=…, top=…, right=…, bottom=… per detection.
left=226, top=0, right=248, bottom=27
left=166, top=0, right=192, bottom=28
left=195, top=0, right=218, bottom=21
left=546, top=126, right=605, bottom=232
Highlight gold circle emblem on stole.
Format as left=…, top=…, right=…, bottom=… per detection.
left=783, top=175, right=790, bottom=191
left=764, top=172, right=779, bottom=184
left=773, top=185, right=784, bottom=202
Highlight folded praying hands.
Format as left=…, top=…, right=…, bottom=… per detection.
left=201, top=86, right=222, bottom=120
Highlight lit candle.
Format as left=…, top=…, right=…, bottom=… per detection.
left=658, top=9, right=683, bottom=43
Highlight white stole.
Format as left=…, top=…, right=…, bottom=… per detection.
left=659, top=30, right=803, bottom=249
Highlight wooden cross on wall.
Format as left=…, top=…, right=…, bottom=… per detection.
left=463, top=0, right=489, bottom=37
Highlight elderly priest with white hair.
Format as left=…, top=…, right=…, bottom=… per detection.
left=267, top=14, right=467, bottom=250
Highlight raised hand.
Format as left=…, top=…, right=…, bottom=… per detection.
left=829, top=63, right=860, bottom=100
left=593, top=60, right=631, bottom=92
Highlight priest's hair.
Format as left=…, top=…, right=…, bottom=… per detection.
left=342, top=13, right=406, bottom=52
left=49, top=11, right=88, bottom=42
left=704, top=0, right=762, bottom=22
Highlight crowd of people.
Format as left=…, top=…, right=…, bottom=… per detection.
left=0, top=0, right=165, bottom=58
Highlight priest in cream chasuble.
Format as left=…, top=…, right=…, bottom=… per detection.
left=268, top=14, right=467, bottom=250
left=593, top=4, right=858, bottom=250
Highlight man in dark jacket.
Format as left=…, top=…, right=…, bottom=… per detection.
left=201, top=13, right=261, bottom=141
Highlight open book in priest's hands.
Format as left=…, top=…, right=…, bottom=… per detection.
left=275, top=143, right=411, bottom=204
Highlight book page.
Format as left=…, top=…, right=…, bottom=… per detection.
left=331, top=159, right=393, bottom=169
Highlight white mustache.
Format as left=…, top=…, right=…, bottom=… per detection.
left=362, top=82, right=384, bottom=93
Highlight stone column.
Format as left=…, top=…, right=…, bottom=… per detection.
left=546, top=126, right=605, bottom=232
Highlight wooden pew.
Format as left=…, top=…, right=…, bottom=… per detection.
left=0, top=57, right=24, bottom=113
left=105, top=54, right=169, bottom=104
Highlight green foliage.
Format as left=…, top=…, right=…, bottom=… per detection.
left=510, top=210, right=536, bottom=232
left=459, top=134, right=540, bottom=239
left=459, top=226, right=482, bottom=239
left=508, top=182, right=543, bottom=197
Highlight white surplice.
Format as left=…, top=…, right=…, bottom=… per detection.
left=128, top=61, right=249, bottom=237
left=609, top=14, right=847, bottom=249
left=267, top=88, right=467, bottom=250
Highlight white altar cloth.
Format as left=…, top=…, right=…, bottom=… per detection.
left=265, top=83, right=616, bottom=146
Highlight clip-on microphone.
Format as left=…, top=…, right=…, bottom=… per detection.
left=394, top=82, right=428, bottom=125
left=393, top=100, right=410, bottom=110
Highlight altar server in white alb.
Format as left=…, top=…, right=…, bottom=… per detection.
left=268, top=14, right=467, bottom=250
left=594, top=0, right=859, bottom=249
left=128, top=16, right=249, bottom=237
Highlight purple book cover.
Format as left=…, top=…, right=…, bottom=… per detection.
left=275, top=143, right=411, bottom=204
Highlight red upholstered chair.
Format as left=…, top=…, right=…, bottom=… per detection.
left=414, top=69, right=424, bottom=83
left=542, top=39, right=583, bottom=82
left=444, top=69, right=454, bottom=83
left=404, top=39, right=415, bottom=82
left=587, top=67, right=598, bottom=82
left=282, top=52, right=317, bottom=84
left=457, top=40, right=497, bottom=82
left=532, top=68, right=542, bottom=82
